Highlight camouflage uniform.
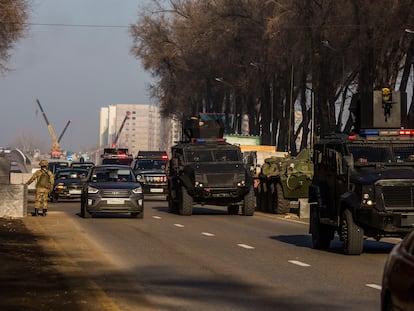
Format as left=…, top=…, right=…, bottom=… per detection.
left=26, top=160, right=54, bottom=216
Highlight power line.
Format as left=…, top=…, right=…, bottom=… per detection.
left=27, top=22, right=130, bottom=29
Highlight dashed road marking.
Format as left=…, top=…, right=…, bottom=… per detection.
left=237, top=244, right=255, bottom=249
left=152, top=216, right=162, bottom=219
left=201, top=232, right=215, bottom=237
left=288, top=260, right=311, bottom=267
left=174, top=223, right=184, bottom=228
left=366, top=284, right=382, bottom=290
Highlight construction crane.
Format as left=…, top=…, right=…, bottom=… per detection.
left=58, top=120, right=72, bottom=143
left=36, top=99, right=62, bottom=159
left=111, top=111, right=131, bottom=148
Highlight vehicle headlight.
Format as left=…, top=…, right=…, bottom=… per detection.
left=237, top=180, right=246, bottom=187
left=136, top=174, right=143, bottom=180
left=56, top=183, right=66, bottom=189
left=132, top=186, right=142, bottom=194
left=88, top=186, right=99, bottom=194
left=361, top=185, right=375, bottom=207
left=195, top=181, right=203, bottom=188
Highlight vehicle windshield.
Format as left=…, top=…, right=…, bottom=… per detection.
left=56, top=170, right=87, bottom=180
left=135, top=160, right=167, bottom=170
left=91, top=168, right=136, bottom=182
left=348, top=143, right=414, bottom=164
left=185, top=149, right=240, bottom=163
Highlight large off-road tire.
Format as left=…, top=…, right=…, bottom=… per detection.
left=227, top=205, right=239, bottom=215
left=80, top=197, right=91, bottom=218
left=275, top=183, right=290, bottom=214
left=242, top=187, right=255, bottom=216
left=179, top=185, right=193, bottom=216
left=341, top=209, right=364, bottom=255
left=310, top=206, right=333, bottom=249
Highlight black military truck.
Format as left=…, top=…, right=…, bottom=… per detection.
left=309, top=89, right=414, bottom=254
left=133, top=151, right=169, bottom=196
left=167, top=117, right=255, bottom=216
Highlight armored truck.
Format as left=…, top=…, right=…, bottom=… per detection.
left=167, top=117, right=255, bottom=216
left=309, top=90, right=414, bottom=255
left=256, top=148, right=313, bottom=214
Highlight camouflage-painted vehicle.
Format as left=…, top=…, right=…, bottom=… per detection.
left=255, top=148, right=313, bottom=214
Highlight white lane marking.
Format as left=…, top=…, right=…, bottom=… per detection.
left=238, top=244, right=255, bottom=249
left=152, top=216, right=162, bottom=219
left=288, top=260, right=311, bottom=267
left=174, top=223, right=184, bottom=228
left=201, top=232, right=215, bottom=237
left=366, top=284, right=382, bottom=290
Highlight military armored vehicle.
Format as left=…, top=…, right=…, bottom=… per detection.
left=309, top=89, right=414, bottom=255
left=167, top=117, right=255, bottom=216
left=256, top=148, right=313, bottom=214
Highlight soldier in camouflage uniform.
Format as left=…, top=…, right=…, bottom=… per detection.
left=26, top=159, right=54, bottom=216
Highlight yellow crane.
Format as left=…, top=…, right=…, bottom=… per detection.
left=36, top=99, right=62, bottom=159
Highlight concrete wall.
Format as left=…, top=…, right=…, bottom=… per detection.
left=0, top=184, right=27, bottom=217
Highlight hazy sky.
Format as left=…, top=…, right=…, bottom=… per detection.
left=0, top=0, right=154, bottom=153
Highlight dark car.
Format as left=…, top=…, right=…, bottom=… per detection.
left=80, top=165, right=144, bottom=218
left=70, top=161, right=95, bottom=170
left=50, top=168, right=88, bottom=202
left=47, top=161, right=69, bottom=174
left=381, top=230, right=414, bottom=311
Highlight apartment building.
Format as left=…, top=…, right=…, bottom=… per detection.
left=99, top=104, right=179, bottom=157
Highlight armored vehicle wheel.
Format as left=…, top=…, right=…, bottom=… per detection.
left=179, top=185, right=193, bottom=216
left=242, top=186, right=255, bottom=216
left=341, top=209, right=364, bottom=255
left=310, top=206, right=333, bottom=249
left=228, top=205, right=239, bottom=215
left=275, top=183, right=290, bottom=214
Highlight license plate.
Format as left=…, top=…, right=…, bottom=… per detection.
left=150, top=188, right=164, bottom=193
left=106, top=198, right=125, bottom=204
left=69, top=189, right=81, bottom=194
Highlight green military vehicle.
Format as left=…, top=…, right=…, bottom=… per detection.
left=309, top=90, right=414, bottom=255
left=167, top=117, right=255, bottom=216
left=256, top=148, right=313, bottom=214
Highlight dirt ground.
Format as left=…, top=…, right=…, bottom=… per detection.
left=0, top=216, right=87, bottom=311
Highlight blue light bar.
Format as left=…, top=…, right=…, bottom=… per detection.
left=360, top=129, right=379, bottom=136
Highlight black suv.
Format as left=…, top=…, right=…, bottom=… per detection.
left=133, top=151, right=168, bottom=196
left=167, top=117, right=255, bottom=216
left=309, top=132, right=414, bottom=255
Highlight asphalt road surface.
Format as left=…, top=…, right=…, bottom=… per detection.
left=23, top=197, right=396, bottom=311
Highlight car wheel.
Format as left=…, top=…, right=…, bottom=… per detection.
left=131, top=211, right=143, bottom=219
left=310, top=205, right=333, bottom=249
left=179, top=185, right=192, bottom=216
left=341, top=209, right=364, bottom=255
left=80, top=197, right=91, bottom=218
left=242, top=186, right=255, bottom=216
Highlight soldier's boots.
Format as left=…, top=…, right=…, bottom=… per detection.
left=32, top=208, right=39, bottom=217
left=42, top=209, right=47, bottom=217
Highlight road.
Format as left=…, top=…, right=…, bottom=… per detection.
left=23, top=197, right=395, bottom=311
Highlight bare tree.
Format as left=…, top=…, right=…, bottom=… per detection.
left=0, top=0, right=30, bottom=73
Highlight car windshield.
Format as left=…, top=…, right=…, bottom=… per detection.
left=348, top=143, right=414, bottom=164
left=56, top=170, right=87, bottom=180
left=185, top=149, right=239, bottom=163
left=91, top=168, right=135, bottom=182
left=135, top=160, right=167, bottom=170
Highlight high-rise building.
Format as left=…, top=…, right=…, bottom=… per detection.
left=99, top=104, right=180, bottom=159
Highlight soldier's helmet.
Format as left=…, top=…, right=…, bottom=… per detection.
left=39, top=159, right=48, bottom=167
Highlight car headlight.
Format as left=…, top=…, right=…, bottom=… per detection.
left=361, top=185, right=375, bottom=207
left=132, top=186, right=142, bottom=194
left=136, top=174, right=142, bottom=180
left=88, top=186, right=99, bottom=194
